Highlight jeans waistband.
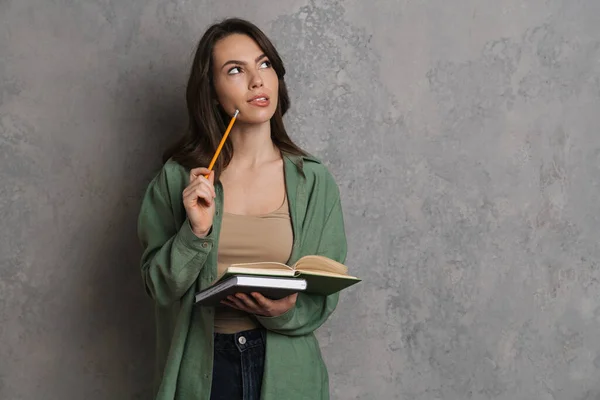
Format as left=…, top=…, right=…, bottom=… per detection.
left=214, top=328, right=265, bottom=352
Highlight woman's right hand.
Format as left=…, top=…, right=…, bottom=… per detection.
left=183, top=167, right=216, bottom=238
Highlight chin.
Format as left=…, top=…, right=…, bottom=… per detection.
left=239, top=106, right=277, bottom=124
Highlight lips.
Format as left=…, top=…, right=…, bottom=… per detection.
left=247, top=94, right=270, bottom=107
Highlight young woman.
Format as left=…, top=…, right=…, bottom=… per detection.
left=137, top=18, right=348, bottom=400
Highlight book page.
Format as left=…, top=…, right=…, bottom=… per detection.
left=293, top=255, right=351, bottom=277
left=225, top=261, right=295, bottom=277
left=298, top=269, right=359, bottom=279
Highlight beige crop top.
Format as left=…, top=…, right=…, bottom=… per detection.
left=214, top=195, right=293, bottom=334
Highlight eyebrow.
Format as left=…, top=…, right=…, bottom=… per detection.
left=221, top=54, right=268, bottom=70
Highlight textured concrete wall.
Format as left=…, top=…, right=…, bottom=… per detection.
left=2, top=0, right=600, bottom=399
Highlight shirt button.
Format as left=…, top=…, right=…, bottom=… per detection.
left=238, top=336, right=246, bottom=345
left=202, top=242, right=209, bottom=248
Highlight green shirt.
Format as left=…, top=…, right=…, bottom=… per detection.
left=137, top=153, right=348, bottom=400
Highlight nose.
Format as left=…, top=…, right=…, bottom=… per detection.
left=248, top=70, right=263, bottom=89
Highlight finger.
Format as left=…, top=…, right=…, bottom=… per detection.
left=194, top=187, right=214, bottom=205
left=221, top=300, right=241, bottom=310
left=190, top=167, right=211, bottom=182
left=208, top=170, right=215, bottom=184
left=226, top=295, right=249, bottom=311
left=185, top=180, right=214, bottom=200
left=187, top=175, right=216, bottom=198
left=264, top=292, right=298, bottom=305
left=188, top=174, right=215, bottom=191
left=235, top=293, right=260, bottom=310
left=184, top=186, right=213, bottom=206
left=250, top=292, right=274, bottom=308
left=183, top=190, right=212, bottom=209
left=193, top=177, right=216, bottom=198
left=182, top=178, right=216, bottom=199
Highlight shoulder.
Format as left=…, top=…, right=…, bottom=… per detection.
left=303, top=155, right=339, bottom=187
left=161, top=158, right=190, bottom=183
left=286, top=153, right=342, bottom=201
left=146, top=158, right=189, bottom=200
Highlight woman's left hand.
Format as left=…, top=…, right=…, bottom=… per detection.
left=221, top=292, right=298, bottom=317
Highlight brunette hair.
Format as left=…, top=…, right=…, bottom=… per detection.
left=163, top=18, right=306, bottom=179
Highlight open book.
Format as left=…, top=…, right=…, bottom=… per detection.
left=218, top=255, right=360, bottom=296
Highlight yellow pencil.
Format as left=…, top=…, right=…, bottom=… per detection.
left=205, top=109, right=239, bottom=178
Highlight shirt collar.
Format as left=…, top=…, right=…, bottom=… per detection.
left=284, top=152, right=321, bottom=170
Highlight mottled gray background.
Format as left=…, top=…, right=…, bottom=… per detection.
left=1, top=0, right=600, bottom=399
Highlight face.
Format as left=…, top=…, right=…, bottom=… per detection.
left=212, top=34, right=279, bottom=124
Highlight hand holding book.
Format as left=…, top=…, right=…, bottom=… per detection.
left=221, top=292, right=298, bottom=317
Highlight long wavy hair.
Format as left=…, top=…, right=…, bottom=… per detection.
left=163, top=18, right=307, bottom=180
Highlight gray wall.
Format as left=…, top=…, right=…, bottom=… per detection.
left=2, top=0, right=599, bottom=399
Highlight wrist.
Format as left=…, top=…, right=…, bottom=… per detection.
left=191, top=225, right=211, bottom=238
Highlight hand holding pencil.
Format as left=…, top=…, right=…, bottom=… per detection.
left=183, top=109, right=239, bottom=238
left=183, top=166, right=215, bottom=238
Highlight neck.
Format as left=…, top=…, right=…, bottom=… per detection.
left=228, top=120, right=280, bottom=168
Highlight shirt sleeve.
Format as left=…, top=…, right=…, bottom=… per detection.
left=137, top=171, right=215, bottom=307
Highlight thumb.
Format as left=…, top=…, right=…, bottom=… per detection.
left=208, top=170, right=215, bottom=184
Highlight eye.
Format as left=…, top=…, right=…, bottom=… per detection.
left=227, top=66, right=241, bottom=75
left=259, top=60, right=271, bottom=69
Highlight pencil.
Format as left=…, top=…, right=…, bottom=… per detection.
left=205, top=109, right=239, bottom=178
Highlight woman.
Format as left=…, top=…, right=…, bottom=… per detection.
left=137, top=18, right=347, bottom=400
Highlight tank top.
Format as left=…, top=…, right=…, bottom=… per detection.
left=214, top=195, right=293, bottom=333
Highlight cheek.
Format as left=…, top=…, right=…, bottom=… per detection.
left=268, top=73, right=279, bottom=92
left=267, top=74, right=279, bottom=104
left=214, top=78, right=243, bottom=105
left=214, top=82, right=232, bottom=105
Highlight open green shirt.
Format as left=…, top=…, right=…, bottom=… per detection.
left=137, top=153, right=348, bottom=400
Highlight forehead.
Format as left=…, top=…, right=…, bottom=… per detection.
left=213, top=33, right=264, bottom=63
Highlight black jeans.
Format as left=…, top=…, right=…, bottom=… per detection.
left=210, top=329, right=266, bottom=400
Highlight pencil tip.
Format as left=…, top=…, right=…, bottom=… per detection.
left=234, top=109, right=239, bottom=117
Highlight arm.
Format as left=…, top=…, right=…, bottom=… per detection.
left=255, top=196, right=348, bottom=336
left=137, top=175, right=215, bottom=307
